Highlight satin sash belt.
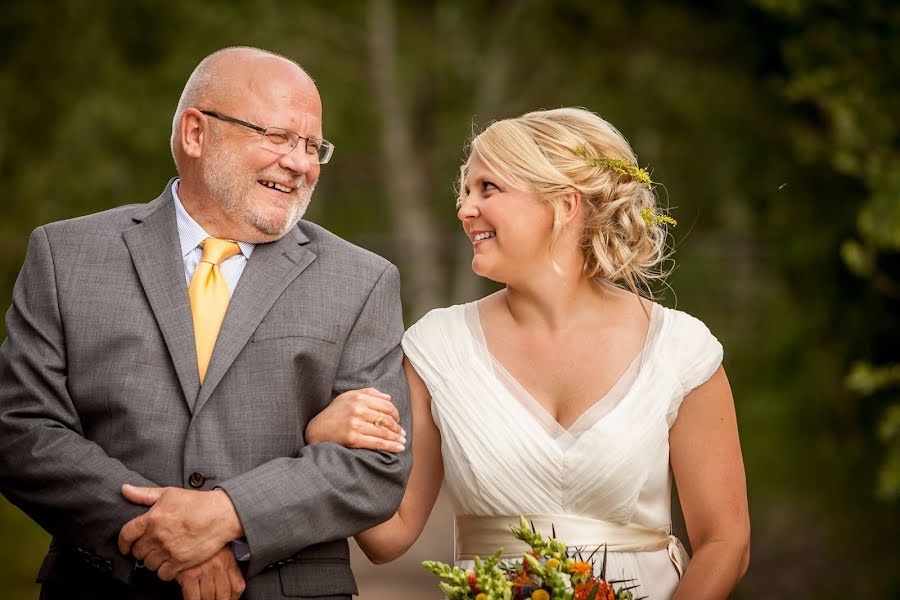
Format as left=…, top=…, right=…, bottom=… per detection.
left=455, top=514, right=690, bottom=578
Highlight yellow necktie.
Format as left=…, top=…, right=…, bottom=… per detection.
left=189, top=237, right=241, bottom=383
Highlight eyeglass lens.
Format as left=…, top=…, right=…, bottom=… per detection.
left=260, top=129, right=332, bottom=163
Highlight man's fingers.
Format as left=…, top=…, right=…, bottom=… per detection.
left=226, top=560, right=246, bottom=600
left=180, top=572, right=201, bottom=600
left=122, top=483, right=164, bottom=506
left=157, top=560, right=178, bottom=582
left=131, top=535, right=153, bottom=561
left=143, top=548, right=164, bottom=572
left=213, top=558, right=232, bottom=600
left=199, top=568, right=215, bottom=600
left=118, top=515, right=147, bottom=555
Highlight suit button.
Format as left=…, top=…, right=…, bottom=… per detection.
left=188, top=472, right=206, bottom=488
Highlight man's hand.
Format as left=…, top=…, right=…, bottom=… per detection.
left=176, top=546, right=246, bottom=600
left=118, top=484, right=244, bottom=581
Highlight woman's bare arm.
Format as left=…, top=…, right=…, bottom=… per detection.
left=352, top=358, right=445, bottom=563
left=670, top=366, right=751, bottom=599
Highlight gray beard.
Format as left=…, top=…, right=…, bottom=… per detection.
left=250, top=179, right=317, bottom=238
left=201, top=151, right=317, bottom=240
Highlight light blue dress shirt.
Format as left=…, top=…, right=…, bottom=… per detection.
left=172, top=180, right=255, bottom=295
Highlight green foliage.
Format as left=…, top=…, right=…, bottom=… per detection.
left=878, top=405, right=900, bottom=499
left=847, top=363, right=900, bottom=397
left=422, top=559, right=475, bottom=599
left=757, top=0, right=900, bottom=505
left=423, top=549, right=514, bottom=600
left=511, top=516, right=568, bottom=562
left=0, top=497, right=49, bottom=600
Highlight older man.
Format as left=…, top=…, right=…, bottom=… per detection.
left=0, top=47, right=411, bottom=600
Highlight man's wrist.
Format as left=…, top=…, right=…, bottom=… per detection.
left=210, top=489, right=245, bottom=541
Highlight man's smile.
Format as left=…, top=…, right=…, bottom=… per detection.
left=258, top=179, right=294, bottom=194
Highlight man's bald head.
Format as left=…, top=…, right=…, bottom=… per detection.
left=170, top=47, right=318, bottom=162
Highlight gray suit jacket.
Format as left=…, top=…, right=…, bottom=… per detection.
left=0, top=181, right=412, bottom=599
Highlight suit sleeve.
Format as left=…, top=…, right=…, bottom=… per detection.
left=218, top=262, right=412, bottom=577
left=0, top=227, right=157, bottom=584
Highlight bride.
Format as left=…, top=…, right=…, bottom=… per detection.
left=306, top=108, right=750, bottom=599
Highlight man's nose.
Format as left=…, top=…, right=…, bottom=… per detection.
left=277, top=146, right=316, bottom=175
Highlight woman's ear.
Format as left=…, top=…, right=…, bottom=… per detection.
left=560, top=188, right=582, bottom=225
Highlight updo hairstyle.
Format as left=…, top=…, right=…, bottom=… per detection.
left=458, top=107, right=671, bottom=296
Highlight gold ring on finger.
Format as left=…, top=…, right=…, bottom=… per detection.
left=374, top=412, right=384, bottom=428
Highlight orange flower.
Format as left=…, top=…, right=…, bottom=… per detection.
left=512, top=569, right=532, bottom=587
left=570, top=561, right=592, bottom=577
left=569, top=560, right=593, bottom=584
left=574, top=580, right=614, bottom=600
left=573, top=581, right=592, bottom=600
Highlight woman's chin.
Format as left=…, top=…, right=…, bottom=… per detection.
left=471, top=256, right=489, bottom=277
left=471, top=258, right=507, bottom=284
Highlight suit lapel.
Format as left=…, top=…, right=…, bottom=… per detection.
left=123, top=185, right=200, bottom=410
left=192, top=226, right=316, bottom=415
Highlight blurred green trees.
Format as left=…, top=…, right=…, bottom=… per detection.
left=1, top=1, right=898, bottom=598
left=756, top=0, right=900, bottom=501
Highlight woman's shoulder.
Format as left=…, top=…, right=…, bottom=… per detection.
left=401, top=303, right=473, bottom=386
left=405, top=303, right=468, bottom=338
left=654, top=304, right=724, bottom=398
left=401, top=302, right=475, bottom=357
left=656, top=305, right=721, bottom=350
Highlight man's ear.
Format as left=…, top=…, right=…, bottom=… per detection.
left=179, top=108, right=206, bottom=159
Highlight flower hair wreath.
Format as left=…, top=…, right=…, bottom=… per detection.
left=575, top=146, right=677, bottom=228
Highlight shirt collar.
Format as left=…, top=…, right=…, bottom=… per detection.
left=171, top=179, right=254, bottom=259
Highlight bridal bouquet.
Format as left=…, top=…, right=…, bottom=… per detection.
left=422, top=516, right=642, bottom=600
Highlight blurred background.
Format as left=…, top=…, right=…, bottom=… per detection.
left=1, top=0, right=899, bottom=598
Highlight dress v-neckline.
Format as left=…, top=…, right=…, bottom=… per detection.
left=465, top=301, right=662, bottom=445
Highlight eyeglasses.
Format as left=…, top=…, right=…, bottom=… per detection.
left=200, top=110, right=334, bottom=164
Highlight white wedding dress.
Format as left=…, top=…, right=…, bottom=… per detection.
left=401, top=302, right=723, bottom=599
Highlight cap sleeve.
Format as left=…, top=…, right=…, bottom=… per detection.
left=664, top=309, right=724, bottom=427
left=401, top=307, right=459, bottom=393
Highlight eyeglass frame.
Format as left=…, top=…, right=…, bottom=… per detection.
left=199, top=110, right=334, bottom=164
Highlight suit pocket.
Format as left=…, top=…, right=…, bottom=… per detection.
left=252, top=322, right=337, bottom=344
left=278, top=560, right=358, bottom=597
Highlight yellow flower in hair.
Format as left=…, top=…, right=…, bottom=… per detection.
left=576, top=146, right=653, bottom=189
left=640, top=207, right=677, bottom=228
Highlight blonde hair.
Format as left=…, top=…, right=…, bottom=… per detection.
left=458, top=107, right=671, bottom=298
